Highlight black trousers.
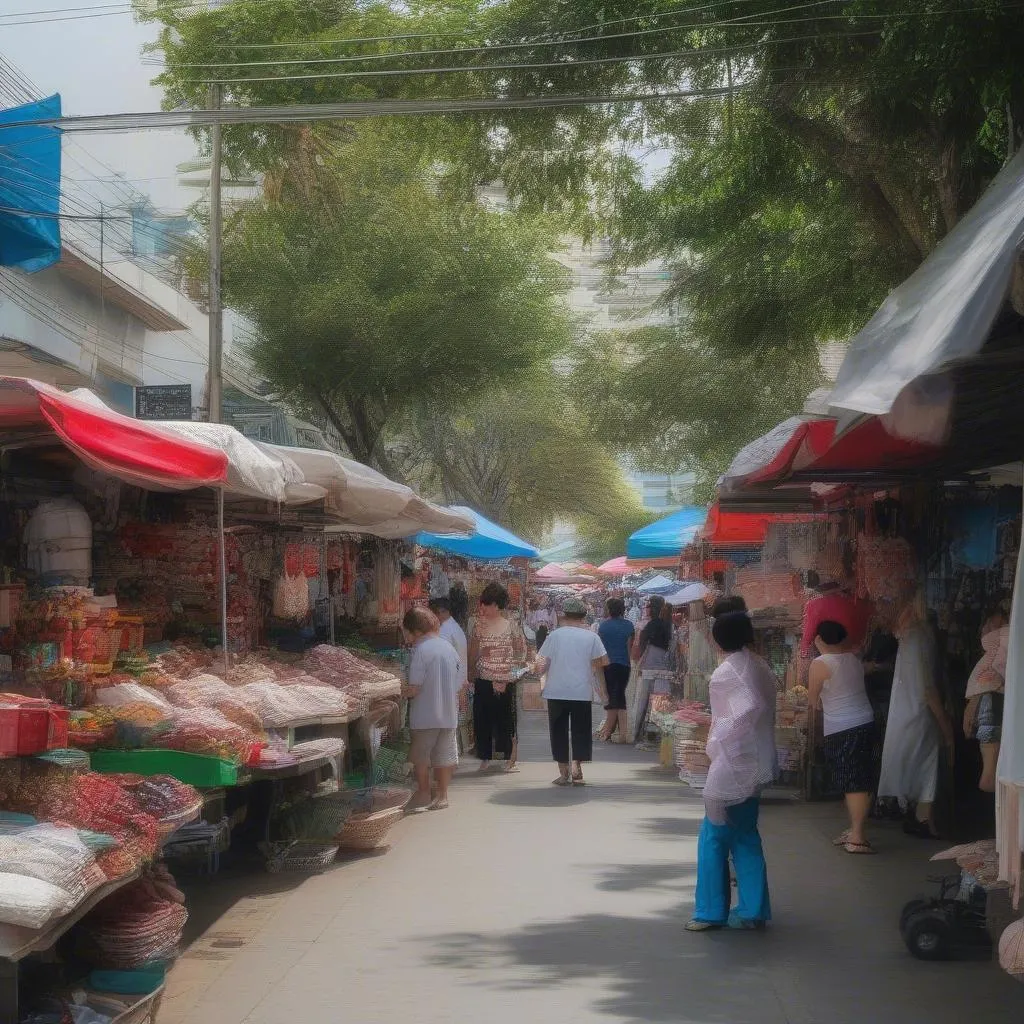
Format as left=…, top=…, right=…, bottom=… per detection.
left=547, top=699, right=593, bottom=764
left=474, top=679, right=517, bottom=760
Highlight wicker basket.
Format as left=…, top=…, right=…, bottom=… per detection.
left=263, top=842, right=339, bottom=873
left=342, top=785, right=412, bottom=815
left=336, top=806, right=404, bottom=851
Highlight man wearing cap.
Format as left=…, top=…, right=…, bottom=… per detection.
left=536, top=597, right=609, bottom=786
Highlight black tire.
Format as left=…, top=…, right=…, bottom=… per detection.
left=899, top=898, right=930, bottom=934
left=903, top=910, right=952, bottom=961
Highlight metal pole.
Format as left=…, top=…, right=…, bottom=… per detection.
left=218, top=487, right=229, bottom=677
left=207, top=82, right=224, bottom=424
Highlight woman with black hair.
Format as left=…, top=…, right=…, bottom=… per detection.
left=468, top=581, right=527, bottom=772
left=687, top=610, right=777, bottom=932
left=629, top=596, right=674, bottom=743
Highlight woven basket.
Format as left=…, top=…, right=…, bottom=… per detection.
left=336, top=806, right=404, bottom=850
left=342, top=785, right=412, bottom=815
left=263, top=842, right=339, bottom=874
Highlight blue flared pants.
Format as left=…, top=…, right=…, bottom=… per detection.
left=693, top=797, right=771, bottom=925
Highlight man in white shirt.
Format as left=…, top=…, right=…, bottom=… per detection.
left=430, top=597, right=468, bottom=686
left=536, top=597, right=609, bottom=786
left=402, top=607, right=463, bottom=812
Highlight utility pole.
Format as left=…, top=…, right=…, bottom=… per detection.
left=207, top=82, right=224, bottom=423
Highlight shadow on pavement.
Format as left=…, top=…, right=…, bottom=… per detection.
left=592, top=861, right=696, bottom=893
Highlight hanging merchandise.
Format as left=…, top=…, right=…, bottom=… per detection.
left=856, top=535, right=917, bottom=602
left=23, top=497, right=93, bottom=586
left=272, top=570, right=310, bottom=621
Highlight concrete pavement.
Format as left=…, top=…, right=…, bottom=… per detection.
left=162, top=711, right=1024, bottom=1024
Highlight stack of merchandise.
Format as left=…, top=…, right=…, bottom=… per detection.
left=856, top=535, right=917, bottom=602
left=668, top=703, right=713, bottom=789
left=0, top=760, right=176, bottom=881
left=304, top=644, right=400, bottom=703
left=75, top=865, right=187, bottom=968
left=775, top=686, right=809, bottom=778
left=0, top=823, right=102, bottom=930
left=101, top=775, right=202, bottom=836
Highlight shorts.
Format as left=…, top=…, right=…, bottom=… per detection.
left=604, top=663, right=630, bottom=709
left=410, top=727, right=459, bottom=768
left=823, top=721, right=876, bottom=794
left=977, top=692, right=1004, bottom=744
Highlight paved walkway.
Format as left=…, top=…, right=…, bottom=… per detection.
left=163, top=712, right=1024, bottom=1024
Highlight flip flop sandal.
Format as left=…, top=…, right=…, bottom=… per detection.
left=571, top=775, right=586, bottom=786
left=685, top=920, right=723, bottom=932
left=832, top=830, right=852, bottom=847
left=844, top=840, right=877, bottom=855
left=552, top=775, right=572, bottom=786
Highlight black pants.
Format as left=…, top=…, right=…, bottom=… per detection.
left=474, top=679, right=517, bottom=761
left=547, top=699, right=593, bottom=764
left=535, top=625, right=549, bottom=651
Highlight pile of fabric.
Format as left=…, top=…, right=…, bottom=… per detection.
left=855, top=535, right=917, bottom=602
left=0, top=823, right=102, bottom=928
left=75, top=865, right=187, bottom=968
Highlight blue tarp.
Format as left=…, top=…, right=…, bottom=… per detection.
left=627, top=506, right=707, bottom=560
left=0, top=95, right=62, bottom=273
left=415, top=506, right=539, bottom=561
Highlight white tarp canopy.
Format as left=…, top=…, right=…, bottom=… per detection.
left=829, top=146, right=1024, bottom=417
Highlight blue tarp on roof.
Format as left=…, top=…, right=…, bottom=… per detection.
left=0, top=95, right=62, bottom=273
left=415, top=506, right=539, bottom=561
left=627, top=506, right=707, bottom=560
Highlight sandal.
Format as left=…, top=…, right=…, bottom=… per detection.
left=844, top=840, right=877, bottom=855
left=685, top=920, right=723, bottom=932
left=552, top=775, right=572, bottom=786
left=428, top=798, right=449, bottom=811
left=832, top=830, right=852, bottom=847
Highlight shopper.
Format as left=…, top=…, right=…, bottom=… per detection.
left=537, top=598, right=609, bottom=785
left=401, top=607, right=463, bottom=812
left=469, top=582, right=527, bottom=773
left=877, top=592, right=954, bottom=838
left=429, top=596, right=468, bottom=687
left=597, top=597, right=635, bottom=742
left=687, top=611, right=777, bottom=932
left=808, top=620, right=877, bottom=854
left=630, top=595, right=674, bottom=742
left=527, top=598, right=556, bottom=651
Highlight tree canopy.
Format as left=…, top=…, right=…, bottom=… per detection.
left=219, top=129, right=574, bottom=475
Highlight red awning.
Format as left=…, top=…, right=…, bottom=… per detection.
left=0, top=377, right=228, bottom=490
left=721, top=415, right=836, bottom=491
left=792, top=416, right=938, bottom=478
left=703, top=503, right=820, bottom=546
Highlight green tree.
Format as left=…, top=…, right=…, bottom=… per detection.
left=220, top=130, right=574, bottom=474
left=396, top=371, right=650, bottom=556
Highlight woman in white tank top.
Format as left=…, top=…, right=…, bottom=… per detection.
left=808, top=620, right=877, bottom=855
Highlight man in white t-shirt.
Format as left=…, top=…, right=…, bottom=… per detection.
left=430, top=597, right=468, bottom=686
left=402, top=607, right=463, bottom=811
left=536, top=597, right=609, bottom=786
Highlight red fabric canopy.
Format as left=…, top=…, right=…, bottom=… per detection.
left=702, top=503, right=818, bottom=546
left=0, top=377, right=228, bottom=489
left=793, top=416, right=937, bottom=476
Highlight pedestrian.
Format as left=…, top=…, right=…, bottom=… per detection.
left=536, top=597, right=609, bottom=786
left=401, top=606, right=462, bottom=812
left=597, top=597, right=635, bottom=742
left=878, top=591, right=954, bottom=838
left=469, top=581, right=527, bottom=773
left=527, top=598, right=555, bottom=651
left=429, top=596, right=468, bottom=685
left=807, top=620, right=877, bottom=854
left=630, top=595, right=674, bottom=742
left=686, top=610, right=777, bottom=932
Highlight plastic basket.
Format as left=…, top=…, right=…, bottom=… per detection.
left=336, top=806, right=404, bottom=850
left=89, top=749, right=239, bottom=788
left=263, top=841, right=338, bottom=873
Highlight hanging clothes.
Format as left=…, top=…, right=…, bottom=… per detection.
left=878, top=624, right=941, bottom=805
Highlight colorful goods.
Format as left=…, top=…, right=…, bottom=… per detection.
left=102, top=775, right=201, bottom=830
left=856, top=535, right=917, bottom=602
left=153, top=708, right=259, bottom=762
left=0, top=694, right=69, bottom=756
left=165, top=676, right=264, bottom=734
left=0, top=873, right=76, bottom=929
left=272, top=571, right=310, bottom=621
left=0, top=823, right=98, bottom=903
left=76, top=867, right=187, bottom=968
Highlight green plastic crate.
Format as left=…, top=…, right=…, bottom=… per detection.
left=88, top=749, right=238, bottom=788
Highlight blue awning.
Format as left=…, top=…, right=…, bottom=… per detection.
left=0, top=95, right=62, bottom=273
left=626, top=506, right=707, bottom=560
left=415, top=506, right=539, bottom=561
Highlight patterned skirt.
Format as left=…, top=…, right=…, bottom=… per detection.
left=822, top=721, right=877, bottom=794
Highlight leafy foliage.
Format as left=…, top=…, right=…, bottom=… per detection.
left=396, top=371, right=651, bottom=557
left=220, top=130, right=574, bottom=474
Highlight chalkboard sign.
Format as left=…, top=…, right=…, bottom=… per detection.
left=135, top=384, right=192, bottom=421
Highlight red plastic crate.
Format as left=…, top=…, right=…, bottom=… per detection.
left=0, top=696, right=70, bottom=757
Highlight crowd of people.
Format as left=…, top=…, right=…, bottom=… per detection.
left=398, top=577, right=991, bottom=933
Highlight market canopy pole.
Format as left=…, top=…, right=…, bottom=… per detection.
left=207, top=82, right=224, bottom=425
left=218, top=487, right=229, bottom=677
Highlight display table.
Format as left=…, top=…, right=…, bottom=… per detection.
left=0, top=870, right=141, bottom=1024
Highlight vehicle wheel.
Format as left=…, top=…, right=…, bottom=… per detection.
left=899, top=898, right=930, bottom=934
left=903, top=910, right=952, bottom=961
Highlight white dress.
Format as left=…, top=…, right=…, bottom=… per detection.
left=878, top=624, right=940, bottom=804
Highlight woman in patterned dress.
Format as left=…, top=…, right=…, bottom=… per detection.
left=469, top=582, right=527, bottom=772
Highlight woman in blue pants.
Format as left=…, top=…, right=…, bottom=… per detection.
left=687, top=610, right=778, bottom=931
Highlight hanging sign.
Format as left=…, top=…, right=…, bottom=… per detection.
left=135, top=384, right=192, bottom=421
